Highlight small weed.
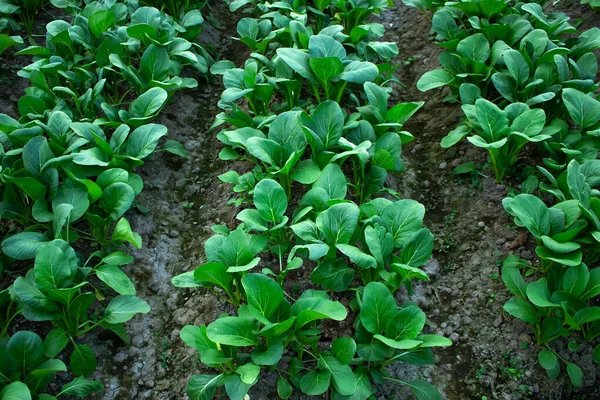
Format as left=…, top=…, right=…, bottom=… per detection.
left=440, top=210, right=458, bottom=252
left=499, top=352, right=524, bottom=382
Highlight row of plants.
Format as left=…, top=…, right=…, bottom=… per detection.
left=171, top=0, right=453, bottom=399
left=404, top=0, right=600, bottom=389
left=0, top=0, right=215, bottom=398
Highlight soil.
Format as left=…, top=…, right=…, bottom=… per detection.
left=1, top=1, right=599, bottom=400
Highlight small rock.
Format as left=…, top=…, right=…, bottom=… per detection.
left=439, top=162, right=448, bottom=170
left=493, top=316, right=503, bottom=327
left=169, top=230, right=180, bottom=238
left=449, top=333, right=460, bottom=343
left=478, top=221, right=485, bottom=228
left=431, top=309, right=440, bottom=317
left=451, top=158, right=462, bottom=167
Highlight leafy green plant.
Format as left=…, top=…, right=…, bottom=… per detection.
left=0, top=331, right=103, bottom=398
left=441, top=99, right=557, bottom=181
left=180, top=276, right=450, bottom=399
left=501, top=256, right=600, bottom=387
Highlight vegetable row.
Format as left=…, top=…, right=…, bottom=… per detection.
left=0, top=0, right=212, bottom=398
left=170, top=0, right=453, bottom=399
left=404, top=0, right=600, bottom=388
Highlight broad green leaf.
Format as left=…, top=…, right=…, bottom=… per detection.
left=318, top=356, right=356, bottom=396
left=332, top=337, right=357, bottom=364
left=316, top=203, right=359, bottom=245
left=538, top=350, right=558, bottom=370
left=526, top=278, right=557, bottom=308
left=103, top=295, right=150, bottom=323
left=44, top=328, right=68, bottom=358
left=8, top=331, right=44, bottom=372
left=416, top=69, right=454, bottom=92
left=562, top=88, right=600, bottom=129
left=311, top=260, right=355, bottom=291
left=70, top=344, right=96, bottom=377
left=313, top=163, right=347, bottom=200
left=59, top=377, right=103, bottom=397
left=398, top=228, right=434, bottom=267
left=125, top=124, right=168, bottom=159
left=457, top=33, right=490, bottom=62
left=187, top=374, right=225, bottom=400
left=253, top=179, right=287, bottom=224
left=300, top=369, right=330, bottom=395
left=207, top=316, right=259, bottom=346
left=241, top=273, right=284, bottom=321
left=96, top=265, right=136, bottom=295
left=360, top=282, right=397, bottom=334
left=505, top=194, right=550, bottom=238
left=0, top=382, right=32, bottom=400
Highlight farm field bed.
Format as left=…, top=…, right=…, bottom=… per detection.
left=0, top=0, right=599, bottom=399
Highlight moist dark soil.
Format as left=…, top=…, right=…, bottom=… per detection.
left=1, top=1, right=599, bottom=399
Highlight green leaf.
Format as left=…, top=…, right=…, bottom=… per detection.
left=125, top=124, right=168, bottom=159
left=457, top=33, right=490, bottom=62
left=441, top=125, right=471, bottom=148
left=505, top=194, right=550, bottom=238
left=251, top=339, right=284, bottom=365
left=187, top=374, right=224, bottom=400
left=503, top=50, right=529, bottom=86
left=407, top=379, right=442, bottom=400
left=538, top=350, right=558, bottom=370
left=339, top=61, right=379, bottom=84
left=99, top=182, right=135, bottom=221
left=526, top=278, right=557, bottom=308
left=111, top=218, right=142, bottom=248
left=311, top=259, right=355, bottom=291
left=103, top=295, right=150, bottom=323
left=242, top=273, right=283, bottom=321
left=562, top=88, right=600, bottom=129
left=416, top=69, right=454, bottom=92
left=2, top=232, right=49, bottom=260
left=193, top=262, right=233, bottom=291
left=236, top=363, right=260, bottom=384
left=398, top=228, right=434, bottom=267
left=59, top=377, right=103, bottom=397
left=52, top=179, right=89, bottom=222
left=44, top=328, right=68, bottom=358
left=336, top=244, right=377, bottom=269
left=96, top=265, right=136, bottom=295
left=300, top=369, right=331, bottom=395
left=34, top=245, right=71, bottom=292
left=88, top=9, right=116, bottom=38
left=300, top=100, right=344, bottom=151
left=291, top=159, right=321, bottom=184
left=381, top=199, right=425, bottom=247
left=276, top=48, right=316, bottom=84
left=8, top=331, right=44, bottom=372
left=332, top=337, right=356, bottom=364
left=0, top=382, right=32, bottom=400
left=277, top=376, right=292, bottom=399
left=23, top=136, right=54, bottom=179
left=313, top=163, right=347, bottom=200
left=130, top=87, right=168, bottom=118
left=207, top=316, right=258, bottom=346
left=316, top=203, right=359, bottom=245
left=474, top=98, right=509, bottom=142
left=502, top=264, right=527, bottom=299
left=360, top=282, right=398, bottom=334
left=70, top=344, right=96, bottom=377
left=292, top=295, right=347, bottom=329
left=318, top=356, right=356, bottom=396
left=253, top=179, right=287, bottom=224
left=566, top=363, right=583, bottom=387
left=163, top=140, right=188, bottom=157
